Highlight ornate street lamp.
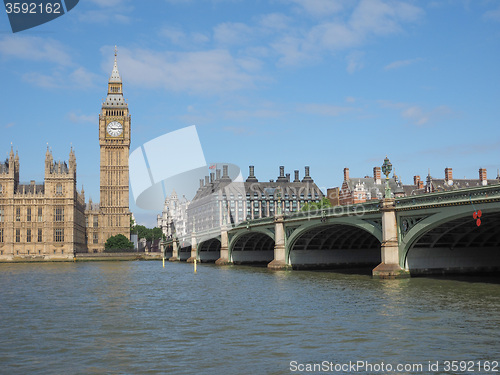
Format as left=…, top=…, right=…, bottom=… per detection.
left=381, top=156, right=393, bottom=199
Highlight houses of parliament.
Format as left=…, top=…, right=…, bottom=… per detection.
left=0, top=51, right=131, bottom=259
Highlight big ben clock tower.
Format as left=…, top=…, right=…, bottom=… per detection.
left=98, top=47, right=131, bottom=243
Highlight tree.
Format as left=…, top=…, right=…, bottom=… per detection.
left=301, top=197, right=332, bottom=212
left=151, top=227, right=163, bottom=240
left=130, top=216, right=136, bottom=233
left=135, top=225, right=150, bottom=241
left=104, top=234, right=134, bottom=252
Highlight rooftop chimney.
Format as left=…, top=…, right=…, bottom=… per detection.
left=294, top=170, right=300, bottom=182
left=205, top=176, right=209, bottom=185
left=210, top=172, right=215, bottom=183
left=246, top=165, right=258, bottom=182
left=373, top=167, right=381, bottom=185
left=220, top=164, right=232, bottom=182
left=286, top=173, right=290, bottom=182
left=199, top=179, right=204, bottom=188
left=277, top=165, right=288, bottom=182
left=216, top=169, right=221, bottom=180
left=445, top=168, right=453, bottom=184
left=344, top=168, right=350, bottom=181
left=479, top=168, right=487, bottom=186
left=302, top=166, right=313, bottom=182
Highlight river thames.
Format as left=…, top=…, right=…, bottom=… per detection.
left=0, top=261, right=499, bottom=374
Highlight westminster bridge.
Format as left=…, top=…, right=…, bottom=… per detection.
left=163, top=184, right=500, bottom=278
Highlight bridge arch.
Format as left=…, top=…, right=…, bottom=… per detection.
left=400, top=205, right=500, bottom=274
left=197, top=237, right=221, bottom=263
left=229, top=229, right=274, bottom=265
left=286, top=220, right=382, bottom=269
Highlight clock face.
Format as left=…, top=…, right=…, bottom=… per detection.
left=107, top=121, right=123, bottom=137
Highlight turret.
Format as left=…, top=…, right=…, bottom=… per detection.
left=45, top=146, right=53, bottom=175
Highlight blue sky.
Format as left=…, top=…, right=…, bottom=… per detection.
left=1, top=0, right=499, bottom=226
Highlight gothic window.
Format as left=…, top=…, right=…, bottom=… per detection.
left=38, top=208, right=42, bottom=222
left=54, top=229, right=64, bottom=242
left=54, top=207, right=64, bottom=222
left=0, top=228, right=3, bottom=242
left=0, top=207, right=3, bottom=222
left=56, top=183, right=63, bottom=195
left=93, top=233, right=98, bottom=244
left=38, top=229, right=42, bottom=242
left=93, top=216, right=98, bottom=227
left=16, top=207, right=20, bottom=221
left=16, top=229, right=20, bottom=242
left=0, top=184, right=3, bottom=193
left=27, top=208, right=31, bottom=222
left=27, top=229, right=31, bottom=243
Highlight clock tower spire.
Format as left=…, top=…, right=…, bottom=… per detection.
left=96, top=47, right=131, bottom=248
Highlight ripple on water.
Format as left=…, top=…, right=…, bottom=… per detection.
left=0, top=262, right=499, bottom=374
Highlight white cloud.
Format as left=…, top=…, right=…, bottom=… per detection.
left=76, top=9, right=132, bottom=24
left=401, top=106, right=429, bottom=125
left=346, top=51, right=364, bottom=73
left=0, top=36, right=72, bottom=66
left=270, top=0, right=424, bottom=66
left=223, top=126, right=256, bottom=136
left=160, top=27, right=209, bottom=47
left=484, top=6, right=500, bottom=22
left=258, top=13, right=292, bottom=31
left=379, top=100, right=453, bottom=126
left=288, top=0, right=347, bottom=18
left=223, top=109, right=283, bottom=121
left=67, top=112, right=95, bottom=124
left=384, top=58, right=422, bottom=70
left=349, top=0, right=423, bottom=36
left=5, top=122, right=15, bottom=129
left=299, top=103, right=355, bottom=116
left=23, top=71, right=63, bottom=89
left=103, top=46, right=261, bottom=94
left=213, top=22, right=255, bottom=45
left=23, top=67, right=101, bottom=89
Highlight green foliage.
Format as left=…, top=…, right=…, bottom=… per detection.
left=104, top=234, right=134, bottom=252
left=130, top=216, right=136, bottom=233
left=301, top=197, right=333, bottom=212
left=134, top=225, right=163, bottom=242
left=151, top=227, right=163, bottom=240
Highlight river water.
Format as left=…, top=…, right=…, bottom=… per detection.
left=0, top=261, right=498, bottom=375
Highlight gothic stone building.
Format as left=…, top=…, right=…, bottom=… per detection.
left=85, top=49, right=131, bottom=253
left=157, top=189, right=190, bottom=240
left=0, top=50, right=132, bottom=258
left=0, top=147, right=86, bottom=260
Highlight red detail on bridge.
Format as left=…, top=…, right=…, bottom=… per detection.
left=476, top=218, right=481, bottom=227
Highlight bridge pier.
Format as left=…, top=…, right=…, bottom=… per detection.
left=187, top=234, right=197, bottom=263
left=373, top=198, right=409, bottom=278
left=169, top=239, right=179, bottom=262
left=215, top=227, right=232, bottom=265
left=268, top=215, right=291, bottom=270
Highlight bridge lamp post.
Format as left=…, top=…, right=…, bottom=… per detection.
left=381, top=156, right=393, bottom=199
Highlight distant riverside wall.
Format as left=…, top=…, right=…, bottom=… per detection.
left=0, top=252, right=163, bottom=263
